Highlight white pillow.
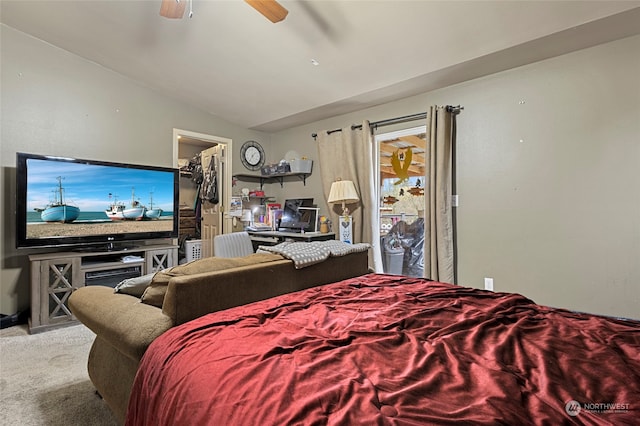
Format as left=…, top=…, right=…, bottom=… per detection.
left=113, top=273, right=157, bottom=298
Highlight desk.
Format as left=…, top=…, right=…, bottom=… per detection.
left=247, top=230, right=335, bottom=248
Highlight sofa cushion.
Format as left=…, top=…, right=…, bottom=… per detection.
left=141, top=252, right=284, bottom=307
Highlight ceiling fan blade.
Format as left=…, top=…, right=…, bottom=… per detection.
left=245, top=0, right=288, bottom=23
left=160, top=0, right=187, bottom=19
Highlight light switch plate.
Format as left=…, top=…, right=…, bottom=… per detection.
left=484, top=277, right=494, bottom=291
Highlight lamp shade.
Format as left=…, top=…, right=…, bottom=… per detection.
left=241, top=209, right=253, bottom=222
left=328, top=180, right=359, bottom=216
left=328, top=180, right=359, bottom=205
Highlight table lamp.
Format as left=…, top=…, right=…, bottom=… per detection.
left=327, top=179, right=359, bottom=243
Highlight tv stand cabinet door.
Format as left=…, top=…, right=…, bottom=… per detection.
left=145, top=247, right=177, bottom=273
left=30, top=256, right=82, bottom=333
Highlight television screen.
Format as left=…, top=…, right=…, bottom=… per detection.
left=16, top=153, right=179, bottom=249
left=278, top=198, right=315, bottom=232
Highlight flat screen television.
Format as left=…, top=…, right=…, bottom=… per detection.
left=278, top=198, right=315, bottom=232
left=15, top=152, right=179, bottom=250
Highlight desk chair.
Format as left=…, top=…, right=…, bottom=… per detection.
left=213, top=232, right=254, bottom=258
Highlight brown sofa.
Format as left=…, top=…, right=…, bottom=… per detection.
left=69, top=251, right=369, bottom=424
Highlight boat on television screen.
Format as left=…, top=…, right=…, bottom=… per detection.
left=39, top=176, right=80, bottom=223
left=106, top=188, right=147, bottom=221
left=123, top=204, right=146, bottom=220
left=105, top=194, right=126, bottom=220
left=41, top=204, right=80, bottom=223
left=144, top=192, right=163, bottom=219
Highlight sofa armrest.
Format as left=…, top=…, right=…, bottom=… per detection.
left=69, top=286, right=173, bottom=362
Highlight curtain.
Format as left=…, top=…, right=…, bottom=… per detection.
left=317, top=122, right=378, bottom=270
left=424, top=106, right=455, bottom=283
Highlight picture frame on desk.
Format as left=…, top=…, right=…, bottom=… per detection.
left=338, top=215, right=353, bottom=243
left=298, top=207, right=319, bottom=233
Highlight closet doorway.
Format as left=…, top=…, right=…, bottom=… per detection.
left=173, top=129, right=232, bottom=259
left=375, top=126, right=426, bottom=277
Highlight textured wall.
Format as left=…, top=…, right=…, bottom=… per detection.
left=271, top=35, right=640, bottom=319
left=2, top=24, right=637, bottom=320
left=0, top=25, right=269, bottom=315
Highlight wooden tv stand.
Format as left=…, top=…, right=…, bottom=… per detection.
left=28, top=244, right=177, bottom=333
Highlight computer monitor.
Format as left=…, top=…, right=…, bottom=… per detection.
left=278, top=198, right=314, bottom=232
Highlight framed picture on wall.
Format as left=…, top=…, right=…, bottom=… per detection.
left=229, top=196, right=242, bottom=217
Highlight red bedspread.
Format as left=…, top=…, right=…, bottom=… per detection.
left=126, top=274, right=640, bottom=425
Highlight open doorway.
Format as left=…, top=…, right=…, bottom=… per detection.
left=375, top=126, right=426, bottom=277
left=173, top=129, right=232, bottom=259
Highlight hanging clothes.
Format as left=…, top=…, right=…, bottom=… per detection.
left=188, top=154, right=203, bottom=185
left=202, top=153, right=219, bottom=204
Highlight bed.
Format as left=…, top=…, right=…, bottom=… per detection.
left=125, top=273, right=639, bottom=425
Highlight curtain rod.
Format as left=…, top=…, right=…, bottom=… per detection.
left=311, top=105, right=463, bottom=139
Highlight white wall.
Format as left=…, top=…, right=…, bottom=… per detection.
left=271, top=35, right=640, bottom=320
left=0, top=25, right=270, bottom=315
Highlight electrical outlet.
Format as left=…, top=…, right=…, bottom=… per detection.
left=484, top=277, right=494, bottom=291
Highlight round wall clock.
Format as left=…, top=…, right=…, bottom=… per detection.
left=240, top=140, right=265, bottom=171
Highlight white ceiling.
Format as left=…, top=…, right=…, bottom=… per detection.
left=2, top=1, right=640, bottom=133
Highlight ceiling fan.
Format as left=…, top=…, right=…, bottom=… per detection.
left=160, top=0, right=288, bottom=23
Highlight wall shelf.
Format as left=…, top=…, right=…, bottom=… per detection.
left=233, top=172, right=310, bottom=190
left=245, top=195, right=275, bottom=202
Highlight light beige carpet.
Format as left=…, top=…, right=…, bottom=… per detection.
left=0, top=324, right=119, bottom=425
